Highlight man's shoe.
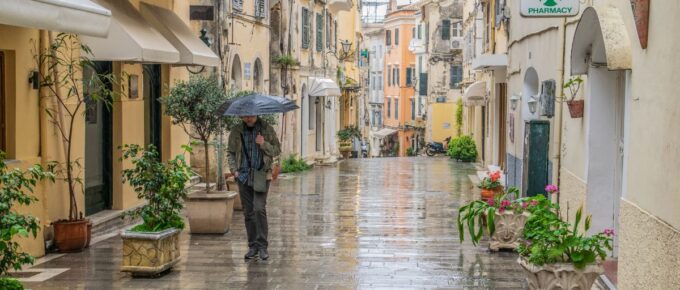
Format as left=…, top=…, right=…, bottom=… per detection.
left=244, top=248, right=258, bottom=259
left=259, top=248, right=269, bottom=260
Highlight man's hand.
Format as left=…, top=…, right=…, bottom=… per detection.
left=234, top=172, right=239, bottom=178
left=256, top=134, right=265, bottom=146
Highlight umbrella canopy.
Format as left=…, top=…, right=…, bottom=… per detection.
left=221, top=93, right=299, bottom=116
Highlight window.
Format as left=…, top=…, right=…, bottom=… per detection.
left=301, top=8, right=310, bottom=49
left=334, top=20, right=338, bottom=50
left=387, top=98, right=391, bottom=117
left=406, top=67, right=413, bottom=87
left=326, top=14, right=331, bottom=48
left=411, top=99, right=415, bottom=120
left=419, top=73, right=428, bottom=96
left=412, top=27, right=416, bottom=38
left=452, top=20, right=462, bottom=37
left=387, top=66, right=391, bottom=86
left=450, top=65, right=462, bottom=89
left=394, top=98, right=399, bottom=119
left=316, top=13, right=323, bottom=52
left=417, top=24, right=422, bottom=39
left=255, top=0, right=266, bottom=18
left=441, top=19, right=451, bottom=40
left=418, top=56, right=422, bottom=73
left=233, top=0, right=243, bottom=11
left=309, top=95, right=316, bottom=129
left=395, top=28, right=399, bottom=45
left=396, top=67, right=400, bottom=86
left=386, top=30, right=391, bottom=45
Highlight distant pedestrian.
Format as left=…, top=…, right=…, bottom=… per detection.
left=227, top=116, right=281, bottom=261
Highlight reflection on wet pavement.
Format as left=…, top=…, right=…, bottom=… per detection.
left=24, top=157, right=527, bottom=289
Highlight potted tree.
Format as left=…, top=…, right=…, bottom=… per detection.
left=457, top=187, right=538, bottom=251
left=478, top=170, right=503, bottom=202
left=337, top=129, right=353, bottom=159
left=517, top=197, right=613, bottom=290
left=0, top=153, right=54, bottom=290
left=447, top=135, right=477, bottom=162
left=36, top=33, right=117, bottom=252
left=120, top=144, right=192, bottom=277
left=162, top=76, right=237, bottom=234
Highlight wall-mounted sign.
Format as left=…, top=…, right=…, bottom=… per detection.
left=521, top=0, right=579, bottom=17
left=190, top=6, right=214, bottom=21
left=244, top=63, right=251, bottom=80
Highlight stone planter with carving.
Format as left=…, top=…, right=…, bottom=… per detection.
left=518, top=258, right=603, bottom=290
left=121, top=228, right=181, bottom=277
left=489, top=211, right=530, bottom=251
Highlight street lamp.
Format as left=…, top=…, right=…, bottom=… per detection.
left=528, top=95, right=538, bottom=114
left=341, top=39, right=352, bottom=54
left=510, top=94, right=520, bottom=111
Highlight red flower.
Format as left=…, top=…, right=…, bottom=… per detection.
left=530, top=200, right=539, bottom=206
left=487, top=199, right=495, bottom=206
left=500, top=200, right=511, bottom=208
left=522, top=202, right=528, bottom=209
left=489, top=171, right=501, bottom=182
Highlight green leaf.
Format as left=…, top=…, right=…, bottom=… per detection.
left=574, top=206, right=582, bottom=234
left=486, top=208, right=495, bottom=236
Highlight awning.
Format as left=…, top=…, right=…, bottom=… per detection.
left=373, top=128, right=398, bottom=139
left=0, top=0, right=111, bottom=37
left=309, top=78, right=342, bottom=97
left=463, top=81, right=487, bottom=106
left=328, top=0, right=352, bottom=14
left=471, top=54, right=508, bottom=71
left=140, top=3, right=220, bottom=67
left=571, top=6, right=632, bottom=75
left=80, top=0, right=180, bottom=63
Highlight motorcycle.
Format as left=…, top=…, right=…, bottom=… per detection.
left=426, top=137, right=451, bottom=156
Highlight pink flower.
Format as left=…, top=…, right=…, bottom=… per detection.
left=522, top=202, right=528, bottom=209
left=499, top=207, right=505, bottom=213
left=545, top=184, right=559, bottom=194
left=530, top=200, right=539, bottom=206
left=501, top=200, right=511, bottom=208
left=487, top=199, right=495, bottom=206
left=603, top=228, right=615, bottom=237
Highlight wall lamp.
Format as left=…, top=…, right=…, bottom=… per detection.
left=528, top=95, right=538, bottom=114
left=510, top=93, right=520, bottom=111
left=29, top=71, right=39, bottom=90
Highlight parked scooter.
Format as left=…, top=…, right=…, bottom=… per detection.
left=426, top=137, right=451, bottom=156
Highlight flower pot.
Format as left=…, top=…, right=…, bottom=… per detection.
left=480, top=187, right=503, bottom=202
left=53, top=219, right=89, bottom=252
left=567, top=100, right=584, bottom=118
left=518, top=258, right=603, bottom=290
left=185, top=191, right=237, bottom=234
left=86, top=222, right=92, bottom=248
left=489, top=211, right=530, bottom=251
left=121, top=228, right=181, bottom=277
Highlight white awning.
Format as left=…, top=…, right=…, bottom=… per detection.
left=309, top=78, right=342, bottom=97
left=570, top=6, right=632, bottom=75
left=372, top=128, right=398, bottom=139
left=140, top=3, right=220, bottom=67
left=471, top=54, right=508, bottom=71
left=463, top=81, right=487, bottom=106
left=328, top=0, right=352, bottom=14
left=0, top=0, right=111, bottom=37
left=80, top=0, right=180, bottom=63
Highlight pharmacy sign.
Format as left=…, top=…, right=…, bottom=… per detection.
left=521, top=0, right=579, bottom=17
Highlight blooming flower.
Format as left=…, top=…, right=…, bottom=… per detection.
left=530, top=200, right=539, bottom=206
left=487, top=199, right=495, bottom=206
left=500, top=200, right=511, bottom=208
left=545, top=184, right=559, bottom=194
left=603, top=228, right=615, bottom=237
left=522, top=202, right=528, bottom=209
left=489, top=171, right=501, bottom=182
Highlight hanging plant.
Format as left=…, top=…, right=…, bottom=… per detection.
left=559, top=76, right=584, bottom=118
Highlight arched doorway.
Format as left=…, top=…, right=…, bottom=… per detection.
left=253, top=58, right=263, bottom=92
left=571, top=6, right=633, bottom=257
left=231, top=55, right=242, bottom=91
left=521, top=67, right=550, bottom=197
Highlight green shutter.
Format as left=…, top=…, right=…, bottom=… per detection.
left=395, top=28, right=399, bottom=45
left=302, top=8, right=309, bottom=49
left=316, top=13, right=323, bottom=51
left=441, top=19, right=451, bottom=40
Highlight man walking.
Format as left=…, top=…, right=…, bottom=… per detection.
left=227, top=116, right=281, bottom=260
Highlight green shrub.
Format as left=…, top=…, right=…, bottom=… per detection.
left=406, top=147, right=415, bottom=156
left=455, top=98, right=463, bottom=136
left=448, top=135, right=478, bottom=162
left=0, top=278, right=23, bottom=290
left=281, top=155, right=311, bottom=173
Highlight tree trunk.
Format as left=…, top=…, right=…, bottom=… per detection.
left=203, top=140, right=211, bottom=193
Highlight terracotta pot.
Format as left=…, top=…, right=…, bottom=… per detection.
left=567, top=100, right=584, bottom=118
left=54, top=219, right=89, bottom=252
left=86, top=222, right=92, bottom=248
left=480, top=187, right=503, bottom=202
left=121, top=228, right=181, bottom=277
left=518, top=258, right=603, bottom=290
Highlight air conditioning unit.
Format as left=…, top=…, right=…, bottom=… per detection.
left=451, top=39, right=462, bottom=49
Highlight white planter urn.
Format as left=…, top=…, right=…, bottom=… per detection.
left=518, top=258, right=603, bottom=290
left=489, top=210, right=529, bottom=251
left=185, top=191, right=237, bottom=234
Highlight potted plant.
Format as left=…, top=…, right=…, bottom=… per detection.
left=336, top=128, right=355, bottom=159
left=561, top=76, right=584, bottom=118
left=447, top=135, right=477, bottom=162
left=0, top=152, right=54, bottom=290
left=120, top=144, right=192, bottom=277
left=457, top=187, right=538, bottom=251
left=162, top=76, right=238, bottom=234
left=478, top=170, right=503, bottom=202
left=517, top=196, right=613, bottom=290
left=36, top=33, right=117, bottom=252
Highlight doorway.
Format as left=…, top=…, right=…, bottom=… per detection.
left=316, top=97, right=323, bottom=152
left=143, top=64, right=162, bottom=155
left=0, top=52, right=5, bottom=153
left=498, top=83, right=507, bottom=169
left=84, top=61, right=113, bottom=215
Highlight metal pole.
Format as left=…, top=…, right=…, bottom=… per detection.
left=216, top=0, right=226, bottom=191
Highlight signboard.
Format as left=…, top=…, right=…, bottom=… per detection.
left=244, top=63, right=251, bottom=80
left=521, top=0, right=579, bottom=17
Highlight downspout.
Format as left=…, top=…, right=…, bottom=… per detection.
left=555, top=17, right=567, bottom=206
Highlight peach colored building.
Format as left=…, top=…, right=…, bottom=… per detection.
left=382, top=3, right=416, bottom=157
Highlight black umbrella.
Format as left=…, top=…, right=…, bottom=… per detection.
left=220, top=93, right=299, bottom=116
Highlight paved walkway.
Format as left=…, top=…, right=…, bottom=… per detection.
left=24, top=157, right=527, bottom=289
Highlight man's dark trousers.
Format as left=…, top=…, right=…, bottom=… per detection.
left=238, top=181, right=269, bottom=250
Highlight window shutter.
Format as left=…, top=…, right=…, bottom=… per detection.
left=326, top=14, right=331, bottom=48
left=441, top=19, right=451, bottom=40
left=386, top=30, right=391, bottom=45
left=255, top=0, right=265, bottom=17
left=302, top=8, right=309, bottom=49
left=387, top=66, right=391, bottom=86
left=417, top=24, right=421, bottom=39
left=396, top=67, right=400, bottom=86
left=395, top=99, right=399, bottom=119
left=233, top=0, right=243, bottom=11
left=395, top=28, right=399, bottom=45
left=406, top=68, right=412, bottom=86
left=419, top=73, right=428, bottom=96
left=316, top=13, right=323, bottom=52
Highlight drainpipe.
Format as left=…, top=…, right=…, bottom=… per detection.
left=554, top=17, right=567, bottom=206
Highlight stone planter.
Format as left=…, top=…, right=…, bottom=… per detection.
left=121, top=228, right=181, bottom=277
left=489, top=211, right=530, bottom=251
left=518, top=258, right=603, bottom=290
left=225, top=180, right=242, bottom=211
left=185, top=191, right=237, bottom=234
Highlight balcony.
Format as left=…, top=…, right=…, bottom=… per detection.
left=328, top=0, right=352, bottom=13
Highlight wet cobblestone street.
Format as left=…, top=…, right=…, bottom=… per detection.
left=24, top=158, right=528, bottom=290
